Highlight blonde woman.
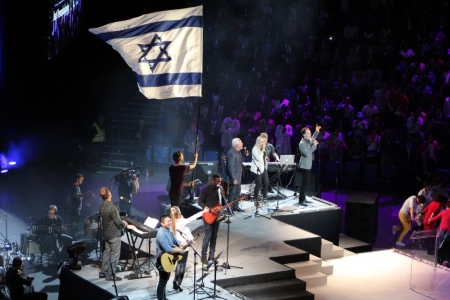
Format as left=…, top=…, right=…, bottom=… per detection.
left=251, top=135, right=269, bottom=201
left=170, top=206, right=208, bottom=291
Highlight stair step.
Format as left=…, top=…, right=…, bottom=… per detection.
left=319, top=260, right=334, bottom=275
left=285, top=261, right=319, bottom=275
left=229, top=278, right=306, bottom=297
left=322, top=245, right=345, bottom=260
left=297, top=272, right=327, bottom=287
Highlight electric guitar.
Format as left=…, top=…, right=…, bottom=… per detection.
left=31, top=222, right=79, bottom=234
left=203, top=195, right=247, bottom=224
left=157, top=233, right=199, bottom=273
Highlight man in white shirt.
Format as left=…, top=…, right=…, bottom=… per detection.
left=393, top=195, right=426, bottom=247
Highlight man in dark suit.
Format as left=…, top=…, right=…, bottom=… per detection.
left=225, top=138, right=244, bottom=212
left=398, top=135, right=418, bottom=198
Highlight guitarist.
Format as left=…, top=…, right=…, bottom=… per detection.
left=198, top=174, right=223, bottom=270
left=35, top=205, right=70, bottom=262
left=155, top=215, right=185, bottom=300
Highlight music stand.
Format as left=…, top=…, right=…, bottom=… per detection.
left=199, top=250, right=225, bottom=300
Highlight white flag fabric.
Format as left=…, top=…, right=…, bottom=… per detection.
left=89, top=6, right=203, bottom=99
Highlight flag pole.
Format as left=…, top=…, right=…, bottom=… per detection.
left=188, top=97, right=202, bottom=204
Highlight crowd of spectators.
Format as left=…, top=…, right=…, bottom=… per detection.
left=156, top=0, right=450, bottom=195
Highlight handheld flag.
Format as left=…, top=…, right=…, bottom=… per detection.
left=89, top=6, right=203, bottom=99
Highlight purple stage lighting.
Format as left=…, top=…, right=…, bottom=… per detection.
left=9, top=161, right=16, bottom=165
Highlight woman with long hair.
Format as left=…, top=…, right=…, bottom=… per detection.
left=251, top=135, right=269, bottom=202
left=170, top=206, right=208, bottom=292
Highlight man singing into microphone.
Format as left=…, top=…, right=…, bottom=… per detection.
left=198, top=174, right=223, bottom=270
left=298, top=124, right=321, bottom=206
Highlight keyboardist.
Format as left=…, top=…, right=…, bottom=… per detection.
left=98, top=187, right=135, bottom=281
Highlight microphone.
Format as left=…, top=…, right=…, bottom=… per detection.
left=119, top=196, right=132, bottom=203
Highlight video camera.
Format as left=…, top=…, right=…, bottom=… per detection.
left=114, top=167, right=140, bottom=183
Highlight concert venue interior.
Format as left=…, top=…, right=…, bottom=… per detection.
left=1, top=0, right=450, bottom=299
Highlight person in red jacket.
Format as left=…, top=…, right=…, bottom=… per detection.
left=429, top=200, right=450, bottom=267
left=421, top=194, right=447, bottom=231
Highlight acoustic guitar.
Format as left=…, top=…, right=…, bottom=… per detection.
left=203, top=195, right=247, bottom=225
left=157, top=233, right=199, bottom=273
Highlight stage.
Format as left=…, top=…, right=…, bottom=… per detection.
left=3, top=169, right=450, bottom=300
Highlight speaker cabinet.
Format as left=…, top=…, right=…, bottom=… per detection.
left=344, top=191, right=379, bottom=244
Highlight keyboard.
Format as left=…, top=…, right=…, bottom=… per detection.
left=120, top=216, right=157, bottom=239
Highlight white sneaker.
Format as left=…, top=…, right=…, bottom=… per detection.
left=392, top=225, right=396, bottom=235
left=395, top=242, right=405, bottom=247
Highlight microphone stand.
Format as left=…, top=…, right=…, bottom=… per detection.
left=198, top=250, right=225, bottom=300
left=220, top=195, right=243, bottom=274
left=190, top=228, right=214, bottom=297
left=270, top=164, right=285, bottom=217
left=245, top=156, right=271, bottom=220
left=178, top=231, right=207, bottom=300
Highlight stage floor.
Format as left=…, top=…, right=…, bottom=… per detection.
left=4, top=170, right=450, bottom=300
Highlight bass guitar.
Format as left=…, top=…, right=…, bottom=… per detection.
left=157, top=233, right=199, bottom=273
left=203, top=195, right=247, bottom=224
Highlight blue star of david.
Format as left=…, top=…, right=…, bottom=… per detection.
left=138, top=34, right=172, bottom=73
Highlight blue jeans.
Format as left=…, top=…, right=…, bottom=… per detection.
left=100, top=236, right=121, bottom=279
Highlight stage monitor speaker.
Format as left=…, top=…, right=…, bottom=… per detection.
left=344, top=191, right=379, bottom=244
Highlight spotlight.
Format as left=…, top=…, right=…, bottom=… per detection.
left=8, top=161, right=16, bottom=166
left=66, top=241, right=86, bottom=270
left=1, top=170, right=8, bottom=174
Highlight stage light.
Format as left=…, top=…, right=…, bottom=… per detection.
left=66, top=241, right=86, bottom=270
left=1, top=170, right=7, bottom=174
left=8, top=161, right=16, bottom=165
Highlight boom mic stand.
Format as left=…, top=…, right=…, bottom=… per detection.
left=244, top=158, right=270, bottom=220
left=199, top=250, right=225, bottom=300
left=221, top=203, right=243, bottom=274
left=190, top=227, right=214, bottom=297
left=270, top=164, right=285, bottom=217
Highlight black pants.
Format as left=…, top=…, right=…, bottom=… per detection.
left=174, top=250, right=189, bottom=285
left=299, top=168, right=311, bottom=203
left=202, top=220, right=220, bottom=263
left=169, top=194, right=182, bottom=208
left=253, top=170, right=269, bottom=200
left=157, top=269, right=170, bottom=300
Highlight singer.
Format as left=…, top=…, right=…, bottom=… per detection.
left=225, top=138, right=244, bottom=212
left=170, top=206, right=208, bottom=291
left=197, top=174, right=224, bottom=270
left=298, top=124, right=321, bottom=206
left=251, top=136, right=269, bottom=202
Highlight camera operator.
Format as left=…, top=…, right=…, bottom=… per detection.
left=5, top=257, right=48, bottom=300
left=116, top=171, right=139, bottom=217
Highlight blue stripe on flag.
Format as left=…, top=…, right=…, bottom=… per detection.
left=136, top=72, right=202, bottom=87
left=97, top=16, right=202, bottom=42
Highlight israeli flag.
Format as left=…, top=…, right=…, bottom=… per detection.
left=89, top=6, right=202, bottom=99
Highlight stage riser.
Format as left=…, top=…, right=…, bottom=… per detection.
left=274, top=208, right=342, bottom=248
